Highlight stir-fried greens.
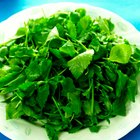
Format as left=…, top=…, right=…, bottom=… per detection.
left=0, top=8, right=140, bottom=140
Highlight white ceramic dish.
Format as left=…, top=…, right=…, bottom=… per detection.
left=0, top=2, right=140, bottom=140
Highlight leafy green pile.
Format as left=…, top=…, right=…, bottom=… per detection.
left=0, top=8, right=140, bottom=140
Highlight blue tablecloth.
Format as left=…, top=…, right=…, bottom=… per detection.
left=0, top=0, right=140, bottom=140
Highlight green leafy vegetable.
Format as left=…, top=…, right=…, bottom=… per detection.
left=0, top=8, right=140, bottom=140
left=68, top=49, right=94, bottom=79
left=37, top=84, right=50, bottom=109
left=109, top=44, right=132, bottom=64
left=115, top=70, right=128, bottom=97
left=66, top=20, right=77, bottom=40
left=59, top=40, right=76, bottom=57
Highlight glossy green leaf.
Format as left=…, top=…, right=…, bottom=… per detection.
left=68, top=49, right=94, bottom=79
left=109, top=44, right=132, bottom=64
left=59, top=40, right=76, bottom=57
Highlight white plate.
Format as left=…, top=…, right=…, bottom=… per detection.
left=0, top=2, right=140, bottom=140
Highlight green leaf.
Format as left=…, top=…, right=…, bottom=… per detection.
left=49, top=75, right=63, bottom=95
left=0, top=65, right=10, bottom=77
left=39, top=59, right=52, bottom=80
left=83, top=100, right=92, bottom=116
left=61, top=77, right=76, bottom=93
left=63, top=106, right=72, bottom=118
left=75, top=8, right=86, bottom=17
left=77, top=16, right=92, bottom=34
left=68, top=49, right=94, bottom=79
left=48, top=38, right=62, bottom=49
left=18, top=82, right=34, bottom=91
left=100, top=90, right=112, bottom=111
left=22, top=105, right=37, bottom=117
left=126, top=79, right=137, bottom=102
left=107, top=19, right=115, bottom=32
left=46, top=26, right=59, bottom=42
left=37, top=84, right=50, bottom=109
left=15, top=90, right=25, bottom=100
left=0, top=72, right=19, bottom=89
left=39, top=47, right=48, bottom=57
left=93, top=64, right=104, bottom=81
left=112, top=96, right=126, bottom=116
left=62, top=78, right=81, bottom=115
left=18, top=81, right=35, bottom=97
left=70, top=11, right=80, bottom=23
left=104, top=65, right=117, bottom=83
left=132, top=47, right=140, bottom=60
left=9, top=44, right=19, bottom=56
left=97, top=17, right=110, bottom=33
left=68, top=125, right=82, bottom=133
left=116, top=70, right=128, bottom=97
left=88, top=35, right=100, bottom=48
left=25, top=59, right=41, bottom=81
left=45, top=124, right=59, bottom=140
left=89, top=36, right=107, bottom=61
left=59, top=40, right=76, bottom=57
left=67, top=91, right=81, bottom=115
left=13, top=47, right=35, bottom=58
left=56, top=24, right=65, bottom=38
left=25, top=96, right=37, bottom=107
left=109, top=44, right=132, bottom=64
left=50, top=48, right=63, bottom=59
left=66, top=20, right=77, bottom=40
left=6, top=101, right=24, bottom=119
left=0, top=47, right=8, bottom=57
left=82, top=88, right=91, bottom=99
left=89, top=125, right=101, bottom=132
left=13, top=27, right=27, bottom=39
left=94, top=101, right=101, bottom=114
left=15, top=27, right=26, bottom=37
left=1, top=74, right=25, bottom=94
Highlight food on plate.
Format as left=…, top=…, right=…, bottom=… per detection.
left=0, top=8, right=140, bottom=140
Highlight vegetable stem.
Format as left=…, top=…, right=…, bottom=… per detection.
left=76, top=40, right=87, bottom=51
left=52, top=96, right=64, bottom=121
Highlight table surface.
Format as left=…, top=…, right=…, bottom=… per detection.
left=0, top=0, right=140, bottom=140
